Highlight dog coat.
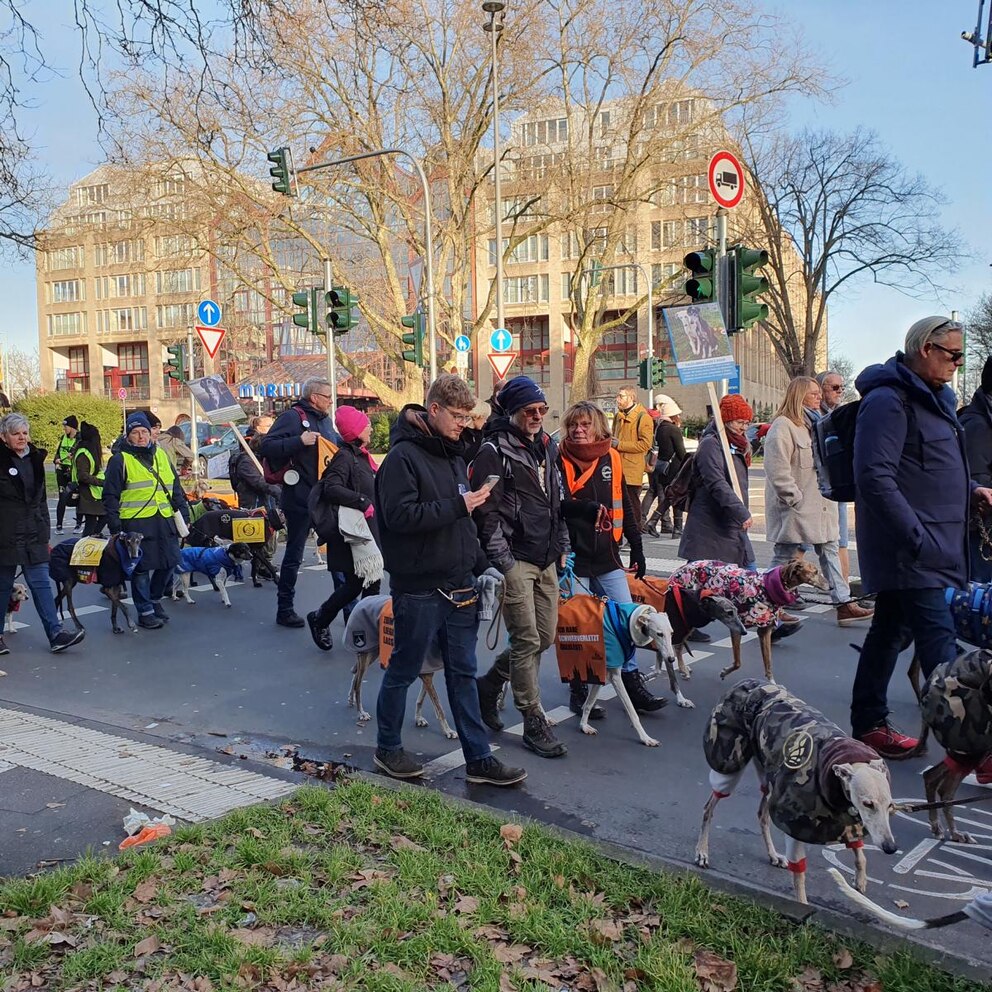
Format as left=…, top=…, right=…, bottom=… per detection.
left=920, top=648, right=992, bottom=763
left=555, top=596, right=656, bottom=685
left=50, top=537, right=142, bottom=588
left=177, top=546, right=240, bottom=580
left=343, top=594, right=443, bottom=672
left=704, top=679, right=885, bottom=845
left=669, top=561, right=795, bottom=629
left=946, top=583, right=992, bottom=649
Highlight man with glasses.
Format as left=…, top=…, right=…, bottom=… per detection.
left=850, top=317, right=992, bottom=759
left=260, top=377, right=341, bottom=628
left=373, top=374, right=526, bottom=786
left=473, top=376, right=571, bottom=759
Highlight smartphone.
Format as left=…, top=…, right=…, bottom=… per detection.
left=482, top=474, right=501, bottom=491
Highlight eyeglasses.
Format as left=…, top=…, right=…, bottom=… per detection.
left=521, top=404, right=549, bottom=417
left=444, top=407, right=474, bottom=425
left=929, top=342, right=965, bottom=363
left=312, top=392, right=333, bottom=400
left=824, top=384, right=844, bottom=392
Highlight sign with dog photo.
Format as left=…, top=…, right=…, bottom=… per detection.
left=661, top=303, right=737, bottom=385
left=231, top=517, right=265, bottom=543
left=69, top=537, right=108, bottom=568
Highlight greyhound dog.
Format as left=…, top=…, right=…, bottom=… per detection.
left=186, top=507, right=281, bottom=587
left=172, top=542, right=254, bottom=608
left=50, top=533, right=145, bottom=634
left=4, top=582, right=28, bottom=635
left=669, top=559, right=829, bottom=684
left=694, top=679, right=899, bottom=904
left=342, top=594, right=458, bottom=739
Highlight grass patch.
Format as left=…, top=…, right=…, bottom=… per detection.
left=0, top=781, right=982, bottom=991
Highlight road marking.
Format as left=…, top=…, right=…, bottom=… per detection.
left=893, top=838, right=940, bottom=874
left=711, top=631, right=757, bottom=649
left=803, top=604, right=833, bottom=615
left=422, top=744, right=501, bottom=779
left=0, top=707, right=294, bottom=822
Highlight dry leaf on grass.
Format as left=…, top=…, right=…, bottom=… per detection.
left=789, top=967, right=824, bottom=991
left=832, top=949, right=853, bottom=970
left=132, top=878, right=159, bottom=904
left=230, top=927, right=275, bottom=946
left=454, top=895, right=479, bottom=914
left=589, top=918, right=623, bottom=943
left=134, top=934, right=161, bottom=958
left=390, top=834, right=426, bottom=852
left=693, top=949, right=737, bottom=992
left=492, top=942, right=532, bottom=964
left=500, top=823, right=523, bottom=848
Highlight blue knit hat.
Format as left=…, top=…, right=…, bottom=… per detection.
left=497, top=376, right=545, bottom=415
left=126, top=412, right=151, bottom=434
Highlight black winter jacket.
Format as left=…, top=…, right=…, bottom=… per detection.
left=258, top=401, right=339, bottom=514
left=229, top=449, right=280, bottom=510
left=0, top=443, right=50, bottom=566
left=314, top=441, right=380, bottom=573
left=374, top=405, right=490, bottom=594
left=959, top=387, right=992, bottom=488
left=653, top=420, right=687, bottom=482
left=470, top=418, right=569, bottom=573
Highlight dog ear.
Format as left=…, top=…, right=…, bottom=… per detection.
left=832, top=762, right=854, bottom=783
left=868, top=758, right=890, bottom=778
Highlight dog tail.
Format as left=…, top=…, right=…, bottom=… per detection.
left=827, top=869, right=967, bottom=930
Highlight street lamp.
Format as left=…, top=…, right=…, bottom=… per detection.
left=483, top=0, right=506, bottom=333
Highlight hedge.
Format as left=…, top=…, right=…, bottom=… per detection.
left=13, top=393, right=126, bottom=460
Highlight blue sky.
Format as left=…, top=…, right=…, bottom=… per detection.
left=2, top=1, right=989, bottom=381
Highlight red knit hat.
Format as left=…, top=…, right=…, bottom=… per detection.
left=719, top=394, right=753, bottom=423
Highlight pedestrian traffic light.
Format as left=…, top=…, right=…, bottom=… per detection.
left=266, top=147, right=293, bottom=196
left=638, top=357, right=667, bottom=390
left=401, top=311, right=426, bottom=367
left=731, top=246, right=769, bottom=333
left=327, top=286, right=359, bottom=335
left=291, top=289, right=317, bottom=335
left=165, top=344, right=186, bottom=382
left=683, top=249, right=717, bottom=304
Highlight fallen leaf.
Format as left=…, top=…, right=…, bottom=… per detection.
left=454, top=895, right=479, bottom=914
left=832, top=949, right=854, bottom=970
left=230, top=927, right=275, bottom=946
left=44, top=931, right=78, bottom=948
left=492, top=942, right=531, bottom=964
left=390, top=834, right=426, bottom=852
left=70, top=883, right=93, bottom=901
left=45, top=802, right=66, bottom=809
left=132, top=878, right=158, bottom=904
left=246, top=827, right=266, bottom=839
left=693, top=948, right=737, bottom=992
left=500, top=823, right=523, bottom=848
left=589, top=918, right=624, bottom=943
left=134, top=934, right=161, bottom=957
left=893, top=899, right=910, bottom=909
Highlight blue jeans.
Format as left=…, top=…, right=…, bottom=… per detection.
left=0, top=563, right=63, bottom=643
left=837, top=502, right=850, bottom=549
left=772, top=541, right=850, bottom=604
left=277, top=506, right=310, bottom=615
left=588, top=569, right=640, bottom=673
left=376, top=588, right=491, bottom=763
left=850, top=587, right=958, bottom=737
left=132, top=568, right=175, bottom=615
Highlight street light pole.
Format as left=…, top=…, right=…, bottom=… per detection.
left=483, top=0, right=506, bottom=333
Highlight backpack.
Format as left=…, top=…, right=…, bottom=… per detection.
left=307, top=468, right=340, bottom=544
left=262, top=406, right=307, bottom=484
left=811, top=401, right=861, bottom=502
left=664, top=453, right=697, bottom=510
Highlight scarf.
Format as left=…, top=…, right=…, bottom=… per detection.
left=724, top=428, right=752, bottom=467
left=337, top=506, right=384, bottom=587
left=761, top=566, right=797, bottom=607
left=559, top=437, right=612, bottom=471
left=356, top=443, right=377, bottom=474
left=113, top=536, right=143, bottom=578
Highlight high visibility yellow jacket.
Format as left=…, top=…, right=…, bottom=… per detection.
left=119, top=448, right=175, bottom=519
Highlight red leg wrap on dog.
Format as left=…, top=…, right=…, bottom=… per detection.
left=943, top=754, right=981, bottom=777
left=845, top=839, right=864, bottom=850
left=759, top=784, right=769, bottom=795
left=787, top=859, right=807, bottom=874
left=712, top=790, right=730, bottom=800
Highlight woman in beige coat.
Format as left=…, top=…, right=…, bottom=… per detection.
left=764, top=376, right=873, bottom=627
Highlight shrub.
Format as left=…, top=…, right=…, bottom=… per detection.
left=14, top=393, right=125, bottom=460
left=369, top=411, right=397, bottom=453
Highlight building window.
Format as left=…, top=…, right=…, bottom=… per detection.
left=594, top=315, right=638, bottom=382
left=117, top=343, right=149, bottom=372
left=95, top=273, right=146, bottom=299
left=503, top=274, right=549, bottom=305
left=47, top=246, right=84, bottom=271
left=494, top=196, right=542, bottom=224
left=561, top=231, right=580, bottom=261
left=155, top=176, right=186, bottom=198
left=47, top=312, right=86, bottom=337
left=651, top=221, right=661, bottom=251
left=156, top=302, right=196, bottom=328
left=66, top=346, right=90, bottom=391
left=618, top=227, right=637, bottom=256
left=610, top=268, right=638, bottom=296
left=94, top=240, right=145, bottom=266
left=652, top=262, right=682, bottom=290
left=561, top=273, right=573, bottom=301
left=685, top=174, right=708, bottom=203
left=521, top=117, right=568, bottom=147
left=489, top=233, right=550, bottom=266
left=154, top=234, right=193, bottom=257
left=662, top=220, right=682, bottom=248
left=156, top=268, right=202, bottom=294
left=76, top=183, right=109, bottom=207
left=686, top=216, right=709, bottom=242
left=591, top=185, right=613, bottom=213
left=49, top=280, right=84, bottom=304
left=80, top=211, right=108, bottom=228
left=667, top=99, right=694, bottom=126
left=96, top=307, right=148, bottom=334
left=597, top=110, right=611, bottom=138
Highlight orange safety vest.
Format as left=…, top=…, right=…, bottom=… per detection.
left=561, top=449, right=624, bottom=543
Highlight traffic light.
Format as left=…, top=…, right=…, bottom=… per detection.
left=637, top=358, right=667, bottom=390
left=165, top=344, right=186, bottom=383
left=401, top=311, right=426, bottom=367
left=683, top=249, right=717, bottom=304
left=326, top=286, right=359, bottom=335
left=731, top=246, right=769, bottom=334
left=266, top=147, right=293, bottom=196
left=291, top=289, right=317, bottom=334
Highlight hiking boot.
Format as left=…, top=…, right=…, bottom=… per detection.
left=837, top=602, right=874, bottom=626
left=687, top=629, right=711, bottom=643
left=276, top=611, right=305, bottom=628
left=307, top=611, right=333, bottom=651
left=50, top=628, right=85, bottom=653
left=152, top=603, right=170, bottom=622
left=465, top=755, right=527, bottom=786
left=856, top=723, right=920, bottom=760
left=522, top=712, right=567, bottom=758
left=569, top=678, right=605, bottom=720
left=974, top=754, right=992, bottom=785
left=476, top=672, right=505, bottom=731
left=138, top=614, right=164, bottom=630
left=0, top=636, right=9, bottom=656
left=373, top=748, right=424, bottom=779
left=620, top=669, right=667, bottom=713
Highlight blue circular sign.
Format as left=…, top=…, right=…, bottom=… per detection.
left=489, top=328, right=512, bottom=353
left=454, top=335, right=471, bottom=353
left=197, top=299, right=222, bottom=326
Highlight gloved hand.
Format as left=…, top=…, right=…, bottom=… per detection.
left=631, top=550, right=647, bottom=580
left=363, top=504, right=375, bottom=519
left=482, top=566, right=504, bottom=583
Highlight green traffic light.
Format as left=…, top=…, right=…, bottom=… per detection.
left=400, top=312, right=426, bottom=367
left=732, top=245, right=770, bottom=333
left=267, top=147, right=291, bottom=196
left=683, top=249, right=717, bottom=303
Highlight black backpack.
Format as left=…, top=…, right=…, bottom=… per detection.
left=664, top=453, right=697, bottom=510
left=812, top=401, right=861, bottom=503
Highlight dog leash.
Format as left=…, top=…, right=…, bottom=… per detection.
left=896, top=791, right=992, bottom=814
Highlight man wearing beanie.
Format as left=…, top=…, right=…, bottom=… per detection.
left=850, top=316, right=992, bottom=761
left=102, top=411, right=190, bottom=629
left=260, top=377, right=341, bottom=628
left=611, top=386, right=654, bottom=530
left=373, top=373, right=526, bottom=787
left=959, top=355, right=992, bottom=584
left=472, top=375, right=570, bottom=759
left=54, top=415, right=81, bottom=534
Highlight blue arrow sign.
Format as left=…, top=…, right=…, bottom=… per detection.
left=490, top=328, right=512, bottom=353
left=197, top=299, right=222, bottom=327
left=454, top=335, right=471, bottom=353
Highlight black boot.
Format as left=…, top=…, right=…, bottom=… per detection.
left=620, top=668, right=667, bottom=713
left=569, top=677, right=605, bottom=720
left=476, top=670, right=505, bottom=731
left=522, top=711, right=567, bottom=758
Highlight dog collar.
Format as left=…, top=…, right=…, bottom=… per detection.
left=762, top=566, right=797, bottom=607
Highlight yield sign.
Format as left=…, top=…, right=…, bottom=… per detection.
left=488, top=352, right=517, bottom=380
left=196, top=324, right=226, bottom=359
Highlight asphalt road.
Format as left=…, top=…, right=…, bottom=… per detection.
left=0, top=487, right=989, bottom=979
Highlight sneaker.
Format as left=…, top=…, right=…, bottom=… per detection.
left=975, top=754, right=992, bottom=785
left=465, top=755, right=527, bottom=786
left=50, top=628, right=85, bottom=653
left=687, top=629, right=711, bottom=643
left=837, top=602, right=874, bottom=626
left=522, top=712, right=567, bottom=758
left=0, top=636, right=9, bottom=656
left=856, top=723, right=920, bottom=760
left=476, top=673, right=505, bottom=731
left=620, top=668, right=667, bottom=713
left=138, top=613, right=164, bottom=630
left=568, top=679, right=605, bottom=720
left=152, top=603, right=170, bottom=623
left=276, top=612, right=306, bottom=628
left=55, top=526, right=63, bottom=535
left=73, top=524, right=84, bottom=534
left=307, top=611, right=333, bottom=651
left=373, top=748, right=424, bottom=779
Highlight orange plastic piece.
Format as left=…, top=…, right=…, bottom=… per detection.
left=118, top=823, right=172, bottom=850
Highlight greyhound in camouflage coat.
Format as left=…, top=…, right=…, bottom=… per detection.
left=694, top=679, right=899, bottom=904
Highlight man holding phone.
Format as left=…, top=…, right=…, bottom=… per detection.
left=472, top=376, right=571, bottom=759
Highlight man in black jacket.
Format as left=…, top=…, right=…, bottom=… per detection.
left=373, top=374, right=526, bottom=787
left=259, top=378, right=339, bottom=627
left=472, top=376, right=569, bottom=758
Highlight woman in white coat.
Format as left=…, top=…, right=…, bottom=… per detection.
left=764, top=377, right=874, bottom=627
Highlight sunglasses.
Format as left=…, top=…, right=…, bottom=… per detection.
left=823, top=384, right=844, bottom=392
left=521, top=404, right=549, bottom=417
left=929, top=341, right=965, bottom=363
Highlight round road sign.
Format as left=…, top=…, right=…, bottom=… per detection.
left=708, top=150, right=744, bottom=209
left=117, top=387, right=128, bottom=400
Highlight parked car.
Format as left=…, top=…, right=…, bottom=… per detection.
left=197, top=427, right=242, bottom=478
left=179, top=420, right=218, bottom=448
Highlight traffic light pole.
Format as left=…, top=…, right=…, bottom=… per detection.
left=323, top=257, right=338, bottom=419
left=297, top=149, right=437, bottom=383
left=187, top=326, right=200, bottom=482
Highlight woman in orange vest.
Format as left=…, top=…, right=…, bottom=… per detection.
left=558, top=401, right=663, bottom=716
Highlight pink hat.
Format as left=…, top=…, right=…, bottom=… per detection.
left=335, top=405, right=370, bottom=443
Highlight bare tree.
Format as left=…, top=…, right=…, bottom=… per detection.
left=4, top=346, right=41, bottom=398
left=739, top=128, right=961, bottom=377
